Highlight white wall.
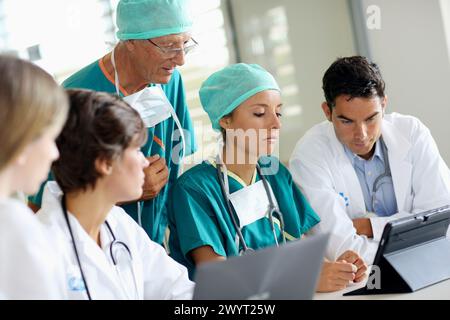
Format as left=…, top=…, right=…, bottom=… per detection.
left=360, top=0, right=450, bottom=164
left=441, top=0, right=450, bottom=61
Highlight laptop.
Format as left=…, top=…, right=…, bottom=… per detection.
left=193, top=233, right=329, bottom=300
left=345, top=205, right=450, bottom=296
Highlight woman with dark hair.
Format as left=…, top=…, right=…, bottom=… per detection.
left=37, top=89, right=193, bottom=300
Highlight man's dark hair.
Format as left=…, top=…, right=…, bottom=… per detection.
left=322, top=56, right=385, bottom=109
left=52, top=89, right=147, bottom=194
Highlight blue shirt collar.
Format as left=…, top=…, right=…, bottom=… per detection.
left=343, top=138, right=385, bottom=165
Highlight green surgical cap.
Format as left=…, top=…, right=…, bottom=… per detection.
left=116, top=0, right=193, bottom=40
left=199, top=63, right=281, bottom=131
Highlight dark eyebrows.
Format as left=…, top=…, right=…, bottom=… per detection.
left=365, top=111, right=379, bottom=120
left=336, top=115, right=353, bottom=122
left=336, top=111, right=379, bottom=122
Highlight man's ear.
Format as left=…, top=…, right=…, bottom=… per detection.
left=95, top=157, right=113, bottom=176
left=124, top=40, right=136, bottom=52
left=321, top=102, right=332, bottom=122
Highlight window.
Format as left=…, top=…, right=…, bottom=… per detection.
left=180, top=0, right=235, bottom=166
left=0, top=0, right=9, bottom=51
left=0, top=0, right=235, bottom=165
left=0, top=0, right=118, bottom=81
left=229, top=2, right=305, bottom=164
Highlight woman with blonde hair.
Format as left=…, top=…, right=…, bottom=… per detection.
left=0, top=55, right=68, bottom=299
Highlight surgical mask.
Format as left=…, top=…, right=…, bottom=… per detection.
left=119, top=85, right=172, bottom=129
left=214, top=154, right=285, bottom=253
left=111, top=48, right=186, bottom=175
left=229, top=179, right=278, bottom=228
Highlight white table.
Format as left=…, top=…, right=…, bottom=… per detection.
left=314, top=278, right=450, bottom=300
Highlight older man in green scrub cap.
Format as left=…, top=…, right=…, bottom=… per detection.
left=29, top=0, right=198, bottom=246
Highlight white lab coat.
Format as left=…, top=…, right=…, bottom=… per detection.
left=289, top=113, right=450, bottom=263
left=0, top=198, right=67, bottom=299
left=37, top=182, right=194, bottom=300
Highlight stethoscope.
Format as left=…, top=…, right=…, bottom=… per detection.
left=215, top=156, right=286, bottom=254
left=370, top=136, right=392, bottom=213
left=61, top=195, right=139, bottom=300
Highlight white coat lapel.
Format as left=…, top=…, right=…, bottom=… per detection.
left=327, top=124, right=366, bottom=215
left=69, top=216, right=127, bottom=299
left=45, top=183, right=128, bottom=299
left=102, top=215, right=143, bottom=299
left=382, top=120, right=412, bottom=213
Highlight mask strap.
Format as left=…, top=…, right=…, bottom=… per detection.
left=110, top=47, right=121, bottom=97
left=216, top=154, right=230, bottom=195
left=156, top=84, right=186, bottom=177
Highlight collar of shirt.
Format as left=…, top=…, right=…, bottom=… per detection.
left=343, top=139, right=385, bottom=169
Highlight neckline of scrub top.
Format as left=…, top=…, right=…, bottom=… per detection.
left=99, top=56, right=159, bottom=98
left=207, top=159, right=298, bottom=242
left=207, top=158, right=257, bottom=188
left=99, top=57, right=167, bottom=152
left=98, top=57, right=129, bottom=96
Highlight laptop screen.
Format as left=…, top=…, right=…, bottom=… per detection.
left=193, top=233, right=329, bottom=300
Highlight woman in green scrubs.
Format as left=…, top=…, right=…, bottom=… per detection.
left=169, top=63, right=367, bottom=292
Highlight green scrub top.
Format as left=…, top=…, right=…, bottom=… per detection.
left=29, top=58, right=197, bottom=245
left=168, top=156, right=320, bottom=279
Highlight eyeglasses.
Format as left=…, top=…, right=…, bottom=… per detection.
left=147, top=37, right=198, bottom=57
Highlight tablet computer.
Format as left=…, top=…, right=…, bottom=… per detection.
left=345, top=206, right=450, bottom=295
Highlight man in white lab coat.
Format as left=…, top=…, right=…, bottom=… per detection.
left=289, top=56, right=450, bottom=264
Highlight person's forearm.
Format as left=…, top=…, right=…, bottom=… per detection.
left=191, top=246, right=226, bottom=266
left=369, top=212, right=411, bottom=241
left=352, top=218, right=373, bottom=238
